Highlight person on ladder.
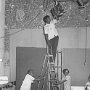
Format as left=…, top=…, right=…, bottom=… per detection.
left=43, top=15, right=59, bottom=63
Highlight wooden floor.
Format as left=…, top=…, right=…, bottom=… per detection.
left=2, top=86, right=85, bottom=90
left=71, top=86, right=85, bottom=90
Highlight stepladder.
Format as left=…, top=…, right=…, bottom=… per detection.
left=45, top=54, right=59, bottom=90
left=40, top=46, right=62, bottom=90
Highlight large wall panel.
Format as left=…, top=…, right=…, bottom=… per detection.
left=16, top=47, right=47, bottom=90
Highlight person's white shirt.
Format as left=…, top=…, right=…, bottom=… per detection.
left=44, top=19, right=58, bottom=40
left=62, top=75, right=71, bottom=90
left=85, top=81, right=90, bottom=90
left=20, top=74, right=35, bottom=90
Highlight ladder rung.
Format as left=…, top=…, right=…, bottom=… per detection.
left=46, top=54, right=53, bottom=57
left=49, top=65, right=61, bottom=68
left=49, top=62, right=55, bottom=65
left=54, top=66, right=61, bottom=68
left=50, top=70, right=55, bottom=72
left=49, top=79, right=57, bottom=82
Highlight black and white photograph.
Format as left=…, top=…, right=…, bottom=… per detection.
left=0, top=0, right=90, bottom=90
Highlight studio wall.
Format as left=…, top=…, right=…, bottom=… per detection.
left=63, top=48, right=90, bottom=86
left=10, top=27, right=90, bottom=87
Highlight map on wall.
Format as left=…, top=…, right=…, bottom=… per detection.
left=5, top=0, right=90, bottom=29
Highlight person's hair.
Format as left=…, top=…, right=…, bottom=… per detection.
left=63, top=69, right=69, bottom=74
left=43, top=15, right=50, bottom=23
left=27, top=69, right=33, bottom=74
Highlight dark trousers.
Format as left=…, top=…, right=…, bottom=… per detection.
left=47, top=36, right=59, bottom=62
